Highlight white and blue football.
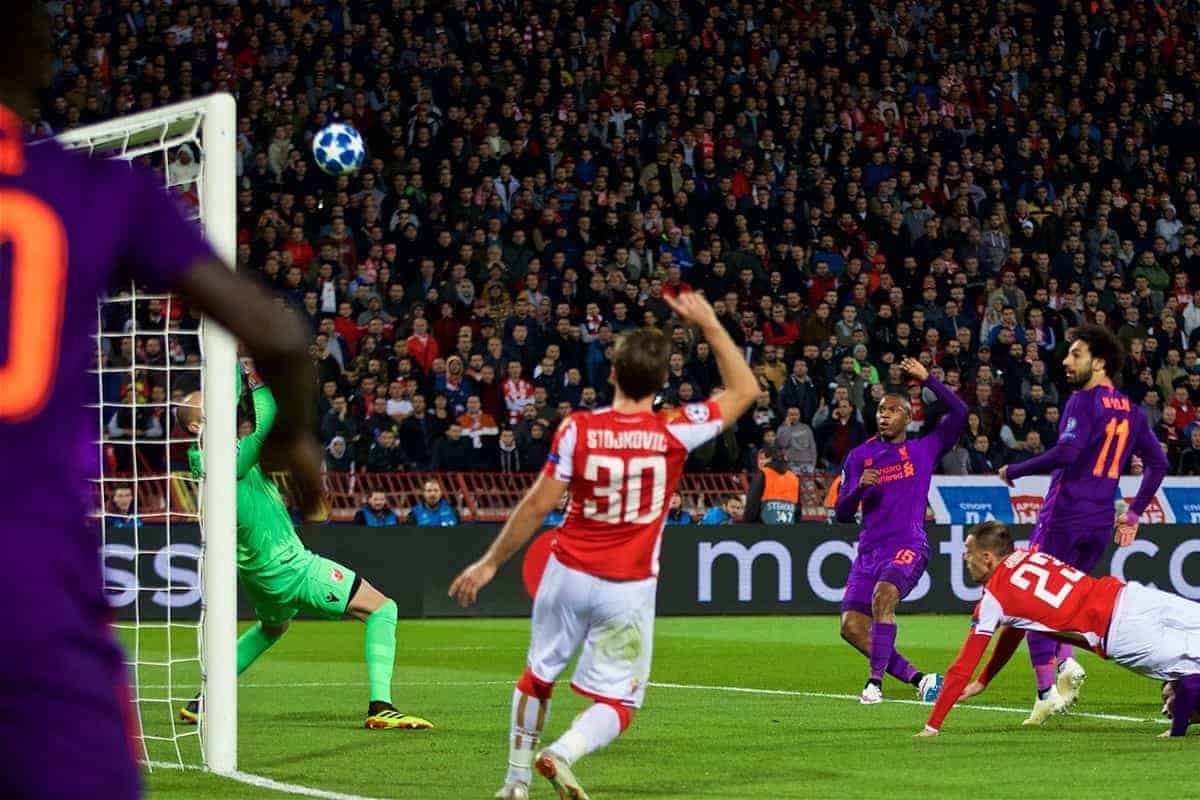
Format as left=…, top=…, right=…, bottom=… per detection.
left=312, top=123, right=366, bottom=176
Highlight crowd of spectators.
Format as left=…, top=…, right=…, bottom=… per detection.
left=42, top=0, right=1200, bottom=485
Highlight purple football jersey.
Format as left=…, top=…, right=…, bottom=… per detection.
left=835, top=376, right=968, bottom=552
left=0, top=108, right=214, bottom=796
left=1, top=126, right=213, bottom=578
left=1008, top=383, right=1168, bottom=531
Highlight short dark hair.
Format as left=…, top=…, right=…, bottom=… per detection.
left=1073, top=323, right=1125, bottom=377
left=969, top=521, right=1015, bottom=557
left=612, top=328, right=671, bottom=401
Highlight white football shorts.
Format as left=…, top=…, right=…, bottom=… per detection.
left=526, top=555, right=657, bottom=708
left=1106, top=581, right=1200, bottom=680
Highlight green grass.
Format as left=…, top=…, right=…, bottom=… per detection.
left=138, top=616, right=1181, bottom=799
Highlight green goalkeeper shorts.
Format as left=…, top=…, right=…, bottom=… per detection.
left=240, top=550, right=358, bottom=628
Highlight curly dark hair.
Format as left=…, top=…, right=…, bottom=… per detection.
left=1072, top=323, right=1125, bottom=380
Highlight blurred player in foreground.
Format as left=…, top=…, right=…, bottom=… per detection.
left=999, top=324, right=1167, bottom=723
left=177, top=361, right=431, bottom=731
left=450, top=291, right=758, bottom=800
left=0, top=3, right=323, bottom=796
left=835, top=358, right=968, bottom=705
left=919, top=521, right=1200, bottom=738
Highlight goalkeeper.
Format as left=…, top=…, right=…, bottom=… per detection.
left=177, top=359, right=431, bottom=731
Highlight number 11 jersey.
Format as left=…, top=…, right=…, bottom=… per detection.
left=1031, top=384, right=1161, bottom=532
left=543, top=401, right=724, bottom=581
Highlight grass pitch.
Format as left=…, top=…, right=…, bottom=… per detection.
left=139, top=616, right=1182, bottom=799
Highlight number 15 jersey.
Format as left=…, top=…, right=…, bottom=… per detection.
left=543, top=401, right=724, bottom=581
left=974, top=549, right=1125, bottom=652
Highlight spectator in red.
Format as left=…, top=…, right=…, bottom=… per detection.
left=1170, top=385, right=1197, bottom=430
left=282, top=225, right=314, bottom=271
left=406, top=316, right=439, bottom=376
left=764, top=304, right=800, bottom=347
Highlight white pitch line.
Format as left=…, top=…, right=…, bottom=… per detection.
left=142, top=678, right=1171, bottom=799
left=146, top=761, right=383, bottom=800
left=648, top=681, right=1168, bottom=725
left=143, top=678, right=1167, bottom=725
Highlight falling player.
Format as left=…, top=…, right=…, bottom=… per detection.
left=176, top=362, right=432, bottom=731
left=999, top=324, right=1167, bottom=723
left=0, top=3, right=323, bottom=796
left=918, top=521, right=1200, bottom=738
left=450, top=291, right=758, bottom=800
left=834, top=358, right=967, bottom=705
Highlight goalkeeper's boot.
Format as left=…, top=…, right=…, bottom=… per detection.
left=1022, top=685, right=1067, bottom=726
left=535, top=750, right=591, bottom=800
left=1056, top=657, right=1087, bottom=710
left=179, top=694, right=201, bottom=725
left=917, top=673, right=944, bottom=704
left=494, top=782, right=530, bottom=800
left=364, top=701, right=433, bottom=730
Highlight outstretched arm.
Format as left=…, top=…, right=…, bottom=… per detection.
left=236, top=371, right=278, bottom=479
left=176, top=260, right=322, bottom=516
left=920, top=631, right=992, bottom=736
left=972, top=626, right=1026, bottom=691
left=1004, top=397, right=1088, bottom=483
left=449, top=471, right=567, bottom=606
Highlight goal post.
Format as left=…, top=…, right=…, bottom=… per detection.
left=54, top=94, right=239, bottom=774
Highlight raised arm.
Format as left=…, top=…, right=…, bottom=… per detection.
left=236, top=363, right=278, bottom=479
left=901, top=358, right=967, bottom=451
left=175, top=260, right=322, bottom=514
left=665, top=291, right=758, bottom=429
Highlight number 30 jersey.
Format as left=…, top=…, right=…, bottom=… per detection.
left=974, top=549, right=1125, bottom=652
left=543, top=402, right=724, bottom=581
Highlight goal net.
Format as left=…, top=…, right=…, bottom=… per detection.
left=53, top=95, right=239, bottom=774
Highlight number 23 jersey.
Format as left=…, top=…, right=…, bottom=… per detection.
left=974, top=549, right=1125, bottom=652
left=542, top=402, right=724, bottom=581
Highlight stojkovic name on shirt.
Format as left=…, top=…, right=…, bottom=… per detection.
left=587, top=429, right=669, bottom=451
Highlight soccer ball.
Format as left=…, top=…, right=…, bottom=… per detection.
left=312, top=123, right=365, bottom=176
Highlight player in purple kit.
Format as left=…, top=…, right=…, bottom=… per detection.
left=999, top=324, right=1167, bottom=724
left=0, top=4, right=323, bottom=797
left=835, top=358, right=968, bottom=704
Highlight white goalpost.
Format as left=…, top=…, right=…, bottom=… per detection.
left=54, top=94, right=239, bottom=774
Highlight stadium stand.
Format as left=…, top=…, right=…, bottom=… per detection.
left=36, top=0, right=1200, bottom=522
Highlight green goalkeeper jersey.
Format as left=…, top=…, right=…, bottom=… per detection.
left=188, top=380, right=304, bottom=577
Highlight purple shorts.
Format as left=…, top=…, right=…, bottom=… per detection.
left=1029, top=524, right=1111, bottom=574
left=841, top=543, right=929, bottom=616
